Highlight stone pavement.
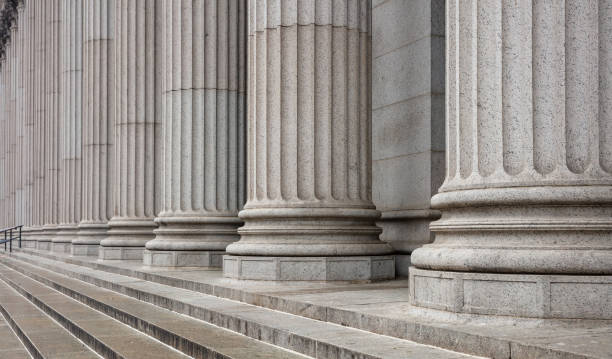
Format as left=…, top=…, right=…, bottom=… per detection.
left=4, top=248, right=611, bottom=359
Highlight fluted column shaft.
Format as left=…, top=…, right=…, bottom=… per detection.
left=33, top=0, right=45, bottom=240
left=144, top=0, right=246, bottom=267
left=0, top=55, right=4, bottom=228
left=99, top=0, right=160, bottom=260
left=54, top=0, right=83, bottom=252
left=75, top=0, right=115, bottom=256
left=22, top=0, right=36, bottom=247
left=411, top=0, right=612, bottom=277
left=226, top=0, right=392, bottom=260
left=40, top=0, right=62, bottom=250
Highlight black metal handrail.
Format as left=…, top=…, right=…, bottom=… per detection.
left=0, top=225, right=22, bottom=252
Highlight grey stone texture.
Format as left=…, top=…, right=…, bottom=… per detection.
left=224, top=0, right=394, bottom=280
left=56, top=0, right=83, bottom=252
left=99, top=0, right=161, bottom=260
left=372, top=0, right=445, bottom=273
left=74, top=0, right=115, bottom=256
left=145, top=0, right=247, bottom=266
left=223, top=255, right=395, bottom=281
left=9, top=248, right=612, bottom=359
left=410, top=0, right=612, bottom=318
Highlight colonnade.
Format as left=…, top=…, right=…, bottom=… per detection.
left=0, top=0, right=610, bottom=319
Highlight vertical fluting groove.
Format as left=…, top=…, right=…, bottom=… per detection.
left=440, top=0, right=612, bottom=193
left=445, top=0, right=457, bottom=182
left=533, top=0, right=565, bottom=175
left=81, top=0, right=114, bottom=224
left=247, top=0, right=372, bottom=205
left=502, top=0, right=532, bottom=175
left=60, top=0, right=83, bottom=228
left=476, top=0, right=502, bottom=177
left=111, top=0, right=158, bottom=221
left=565, top=0, right=598, bottom=174
left=160, top=0, right=245, bottom=216
left=599, top=0, right=612, bottom=173
left=457, top=0, right=475, bottom=179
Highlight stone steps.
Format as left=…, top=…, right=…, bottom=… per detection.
left=0, top=261, right=310, bottom=359
left=0, top=298, right=36, bottom=359
left=0, top=253, right=479, bottom=359
left=0, top=277, right=99, bottom=359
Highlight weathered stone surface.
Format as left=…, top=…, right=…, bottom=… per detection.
left=410, top=0, right=612, bottom=319
left=100, top=0, right=161, bottom=261
left=56, top=0, right=83, bottom=252
left=224, top=255, right=395, bottom=281
left=225, top=0, right=393, bottom=280
left=74, top=0, right=115, bottom=255
left=372, top=0, right=445, bottom=268
left=146, top=0, right=247, bottom=266
left=10, top=249, right=612, bottom=359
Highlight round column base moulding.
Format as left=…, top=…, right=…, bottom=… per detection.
left=412, top=186, right=612, bottom=275
left=223, top=255, right=396, bottom=281
left=143, top=249, right=224, bottom=267
left=36, top=226, right=59, bottom=251
left=98, top=218, right=157, bottom=260
left=52, top=225, right=79, bottom=253
left=228, top=207, right=394, bottom=257
left=72, top=222, right=109, bottom=257
left=409, top=267, right=612, bottom=320
left=148, top=215, right=242, bottom=251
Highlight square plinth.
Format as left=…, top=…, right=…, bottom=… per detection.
left=143, top=250, right=224, bottom=267
left=223, top=255, right=395, bottom=281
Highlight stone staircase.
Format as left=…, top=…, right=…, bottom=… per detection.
left=0, top=250, right=480, bottom=359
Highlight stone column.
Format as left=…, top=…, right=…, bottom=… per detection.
left=223, top=0, right=394, bottom=281
left=410, top=0, right=612, bottom=319
left=143, top=0, right=246, bottom=267
left=99, top=0, right=160, bottom=260
left=21, top=1, right=37, bottom=248
left=32, top=0, right=46, bottom=246
left=371, top=0, right=445, bottom=277
left=75, top=0, right=115, bottom=256
left=40, top=0, right=61, bottom=252
left=56, top=0, right=83, bottom=253
left=0, top=54, right=4, bottom=229
left=15, top=2, right=25, bottom=232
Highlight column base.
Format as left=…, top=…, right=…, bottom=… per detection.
left=223, top=255, right=395, bottom=281
left=21, top=239, right=38, bottom=249
left=51, top=242, right=71, bottom=253
left=143, top=249, right=224, bottom=267
left=20, top=228, right=38, bottom=249
left=71, top=244, right=100, bottom=257
left=409, top=267, right=612, bottom=320
left=52, top=225, right=79, bottom=253
left=37, top=226, right=58, bottom=251
left=98, top=246, right=145, bottom=260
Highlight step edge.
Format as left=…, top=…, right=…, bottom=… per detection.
left=0, top=255, right=480, bottom=359
left=11, top=248, right=515, bottom=358
left=0, top=258, right=317, bottom=359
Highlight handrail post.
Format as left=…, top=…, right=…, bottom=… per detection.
left=9, top=229, right=12, bottom=253
left=19, top=226, right=22, bottom=248
left=3, top=231, right=6, bottom=251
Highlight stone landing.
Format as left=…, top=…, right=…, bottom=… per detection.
left=8, top=248, right=612, bottom=359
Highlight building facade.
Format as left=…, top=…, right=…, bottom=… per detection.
left=0, top=0, right=610, bottom=320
